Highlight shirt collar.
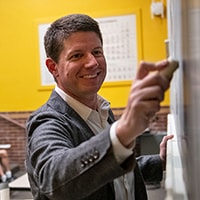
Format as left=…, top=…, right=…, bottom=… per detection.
left=55, top=85, right=110, bottom=121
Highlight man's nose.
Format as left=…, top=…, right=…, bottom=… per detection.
left=84, top=54, right=99, bottom=68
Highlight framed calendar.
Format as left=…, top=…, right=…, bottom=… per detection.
left=97, top=14, right=138, bottom=82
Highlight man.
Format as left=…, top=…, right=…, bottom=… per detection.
left=26, top=14, right=173, bottom=200
left=0, top=149, right=12, bottom=182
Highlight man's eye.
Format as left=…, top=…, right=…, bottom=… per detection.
left=93, top=50, right=103, bottom=57
left=70, top=54, right=82, bottom=60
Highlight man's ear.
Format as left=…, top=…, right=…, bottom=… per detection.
left=46, top=58, right=59, bottom=78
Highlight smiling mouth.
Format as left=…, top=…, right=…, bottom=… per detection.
left=81, top=72, right=100, bottom=79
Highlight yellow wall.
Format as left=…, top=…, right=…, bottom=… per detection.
left=0, top=0, right=169, bottom=111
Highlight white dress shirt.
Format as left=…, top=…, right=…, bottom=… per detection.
left=55, top=86, right=135, bottom=200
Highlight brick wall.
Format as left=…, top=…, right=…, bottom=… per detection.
left=0, top=112, right=31, bottom=171
left=0, top=106, right=169, bottom=171
left=112, top=106, right=170, bottom=133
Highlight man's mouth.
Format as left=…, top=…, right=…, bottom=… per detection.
left=81, top=72, right=100, bottom=79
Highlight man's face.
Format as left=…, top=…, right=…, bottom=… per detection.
left=47, top=31, right=107, bottom=102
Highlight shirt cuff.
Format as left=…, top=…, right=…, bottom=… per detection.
left=110, top=121, right=135, bottom=164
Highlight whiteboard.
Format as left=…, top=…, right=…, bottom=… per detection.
left=167, top=0, right=184, bottom=141
left=166, top=0, right=200, bottom=199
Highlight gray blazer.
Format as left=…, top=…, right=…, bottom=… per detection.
left=26, top=90, right=162, bottom=200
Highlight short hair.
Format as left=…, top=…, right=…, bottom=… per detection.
left=44, top=14, right=103, bottom=63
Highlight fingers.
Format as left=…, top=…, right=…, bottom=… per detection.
left=132, top=81, right=165, bottom=102
left=160, top=135, right=174, bottom=146
left=127, top=85, right=164, bottom=121
left=136, top=59, right=168, bottom=80
left=159, top=134, right=174, bottom=162
left=134, top=70, right=170, bottom=95
left=160, top=134, right=174, bottom=151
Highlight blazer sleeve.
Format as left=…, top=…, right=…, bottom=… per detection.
left=136, top=154, right=163, bottom=183
left=26, top=110, right=136, bottom=200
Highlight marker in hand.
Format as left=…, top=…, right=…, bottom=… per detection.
left=160, top=57, right=179, bottom=81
